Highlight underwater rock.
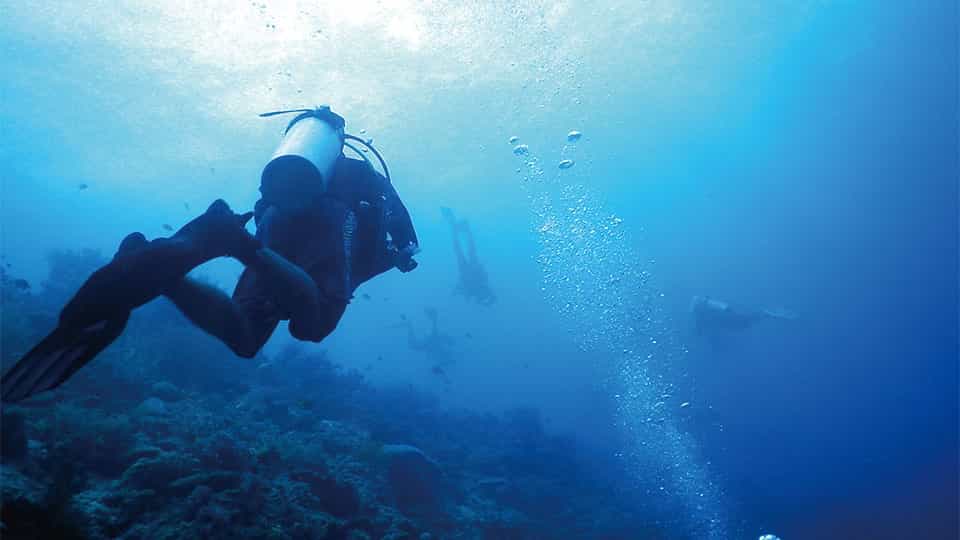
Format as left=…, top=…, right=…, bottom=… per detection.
left=120, top=452, right=197, bottom=494
left=289, top=469, right=361, bottom=517
left=71, top=489, right=126, bottom=539
left=1, top=410, right=28, bottom=461
left=1, top=466, right=45, bottom=509
left=124, top=441, right=163, bottom=464
left=170, top=471, right=244, bottom=496
left=150, top=380, right=184, bottom=402
left=136, top=397, right=168, bottom=416
left=200, top=432, right=251, bottom=472
left=1, top=461, right=89, bottom=539
left=381, top=444, right=442, bottom=510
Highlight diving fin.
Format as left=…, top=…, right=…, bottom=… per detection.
left=762, top=307, right=798, bottom=321
left=1, top=314, right=129, bottom=403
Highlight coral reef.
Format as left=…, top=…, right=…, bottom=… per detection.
left=0, top=258, right=663, bottom=539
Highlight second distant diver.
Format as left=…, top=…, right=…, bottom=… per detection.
left=441, top=207, right=496, bottom=305
left=691, top=295, right=797, bottom=335
left=2, top=106, right=419, bottom=402
left=402, top=307, right=457, bottom=382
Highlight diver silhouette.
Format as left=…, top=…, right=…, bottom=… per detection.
left=690, top=295, right=797, bottom=335
left=2, top=107, right=419, bottom=403
left=402, top=307, right=457, bottom=381
left=441, top=207, right=496, bottom=305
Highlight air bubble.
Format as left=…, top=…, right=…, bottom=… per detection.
left=513, top=144, right=529, bottom=156
left=509, top=135, right=520, bottom=144
left=558, top=159, right=575, bottom=169
left=567, top=130, right=582, bottom=142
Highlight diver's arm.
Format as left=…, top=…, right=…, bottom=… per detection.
left=382, top=181, right=418, bottom=251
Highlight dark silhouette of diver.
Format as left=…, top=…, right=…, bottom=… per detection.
left=691, top=296, right=797, bottom=335
left=440, top=207, right=496, bottom=305
left=2, top=107, right=419, bottom=403
left=402, top=307, right=456, bottom=381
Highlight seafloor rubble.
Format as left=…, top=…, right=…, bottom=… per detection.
left=0, top=251, right=667, bottom=540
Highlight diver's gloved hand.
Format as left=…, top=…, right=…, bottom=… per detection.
left=394, top=242, right=420, bottom=273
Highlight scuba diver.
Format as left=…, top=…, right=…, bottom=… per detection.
left=401, top=307, right=456, bottom=382
left=2, top=106, right=419, bottom=403
left=691, top=296, right=797, bottom=335
left=440, top=207, right=496, bottom=305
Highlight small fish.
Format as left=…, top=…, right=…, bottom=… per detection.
left=399, top=314, right=407, bottom=321
left=431, top=365, right=446, bottom=376
left=365, top=364, right=373, bottom=371
left=183, top=202, right=190, bottom=211
left=465, top=332, right=473, bottom=339
left=12, top=278, right=30, bottom=290
left=162, top=224, right=174, bottom=232
left=78, top=183, right=89, bottom=190
left=209, top=167, right=216, bottom=175
left=361, top=293, right=371, bottom=300
left=377, top=355, right=383, bottom=362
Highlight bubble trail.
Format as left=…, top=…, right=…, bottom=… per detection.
left=514, top=141, right=729, bottom=539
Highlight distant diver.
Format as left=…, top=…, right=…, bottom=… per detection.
left=691, top=296, right=797, bottom=335
left=441, top=207, right=496, bottom=305
left=402, top=307, right=457, bottom=380
left=2, top=106, right=420, bottom=402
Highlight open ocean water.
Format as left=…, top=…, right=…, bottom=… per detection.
left=1, top=2, right=957, bottom=539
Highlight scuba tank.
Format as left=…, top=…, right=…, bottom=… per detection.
left=259, top=106, right=346, bottom=211
left=259, top=105, right=395, bottom=211
left=259, top=105, right=414, bottom=276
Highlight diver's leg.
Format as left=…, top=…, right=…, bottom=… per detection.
left=164, top=276, right=274, bottom=358
left=165, top=246, right=321, bottom=358
left=288, top=300, right=347, bottom=343
left=442, top=208, right=468, bottom=268
left=461, top=221, right=479, bottom=263
left=2, top=200, right=258, bottom=403
left=60, top=200, right=258, bottom=329
left=250, top=248, right=322, bottom=321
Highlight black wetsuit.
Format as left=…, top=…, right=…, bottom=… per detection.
left=235, top=155, right=418, bottom=344
left=1, top=155, right=418, bottom=402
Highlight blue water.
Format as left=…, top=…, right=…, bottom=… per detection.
left=1, top=1, right=957, bottom=538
